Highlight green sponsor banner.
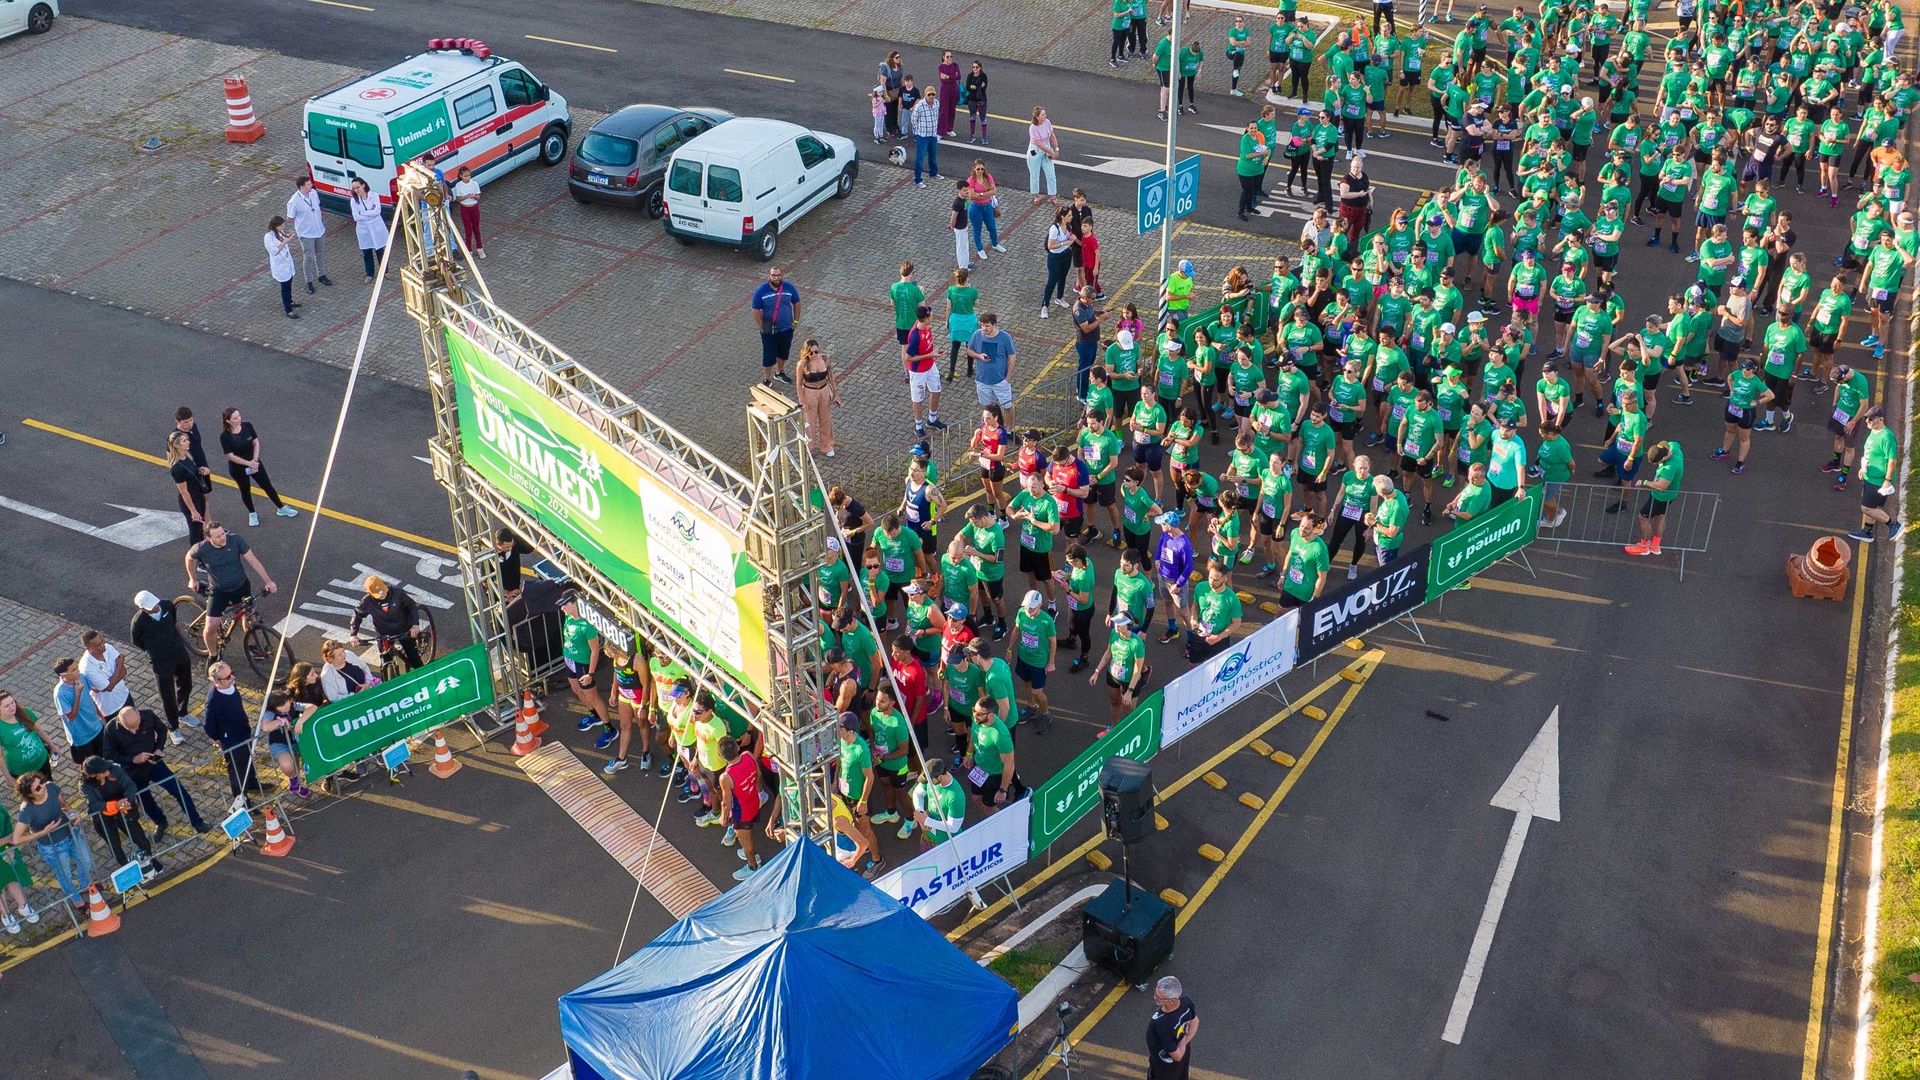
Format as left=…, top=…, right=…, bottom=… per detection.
left=1029, top=691, right=1163, bottom=856
left=1426, top=491, right=1540, bottom=600
left=390, top=98, right=452, bottom=161
left=443, top=326, right=771, bottom=698
left=296, top=645, right=491, bottom=780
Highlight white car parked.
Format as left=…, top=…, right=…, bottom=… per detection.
left=662, top=118, right=858, bottom=262
left=0, top=0, right=58, bottom=40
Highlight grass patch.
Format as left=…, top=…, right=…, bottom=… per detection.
left=1866, top=341, right=1920, bottom=1079
left=988, top=936, right=1077, bottom=997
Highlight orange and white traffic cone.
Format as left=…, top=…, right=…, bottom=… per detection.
left=223, top=76, right=265, bottom=144
left=520, top=690, right=547, bottom=737
left=509, top=709, right=542, bottom=756
left=260, top=805, right=295, bottom=857
left=427, top=729, right=462, bottom=779
left=84, top=885, right=121, bottom=937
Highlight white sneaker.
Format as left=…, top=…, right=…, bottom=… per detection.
left=17, top=902, right=38, bottom=924
left=721, top=826, right=737, bottom=847
left=169, top=729, right=184, bottom=746
left=976, top=249, right=988, bottom=260
left=1039, top=306, right=1050, bottom=318
left=992, top=244, right=1006, bottom=253
left=1551, top=509, right=1568, bottom=527
left=275, top=506, right=298, bottom=518
left=738, top=846, right=749, bottom=861
left=248, top=512, right=260, bottom=527
left=2, top=915, right=18, bottom=935
left=732, top=864, right=756, bottom=881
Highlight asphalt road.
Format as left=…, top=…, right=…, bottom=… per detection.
left=70, top=0, right=1440, bottom=231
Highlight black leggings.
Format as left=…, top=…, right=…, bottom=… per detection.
left=1066, top=606, right=1096, bottom=658
left=1777, top=151, right=1809, bottom=186
left=1847, top=139, right=1875, bottom=179
left=1325, top=512, right=1368, bottom=564
left=1288, top=60, right=1311, bottom=98
left=1131, top=17, right=1148, bottom=54
left=1189, top=376, right=1218, bottom=432
left=1228, top=51, right=1244, bottom=89
left=1313, top=157, right=1336, bottom=208
left=1488, top=147, right=1516, bottom=191
left=1179, top=75, right=1196, bottom=106
left=1372, top=3, right=1396, bottom=34
left=1111, top=28, right=1129, bottom=62
left=228, top=462, right=285, bottom=514
left=948, top=339, right=972, bottom=378
left=1286, top=155, right=1310, bottom=191
left=1343, top=117, right=1364, bottom=151
left=1635, top=174, right=1659, bottom=216
left=95, top=810, right=155, bottom=868
left=177, top=488, right=207, bottom=545
left=1238, top=171, right=1261, bottom=214
left=1430, top=95, right=1445, bottom=139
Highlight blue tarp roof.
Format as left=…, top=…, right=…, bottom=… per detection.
left=557, top=839, right=1017, bottom=1080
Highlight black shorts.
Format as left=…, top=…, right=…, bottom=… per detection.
left=1640, top=494, right=1672, bottom=519
left=981, top=576, right=1005, bottom=600
left=1809, top=328, right=1837, bottom=353
left=1828, top=416, right=1861, bottom=444
left=1401, top=71, right=1421, bottom=86
left=1552, top=305, right=1576, bottom=324
left=1400, top=454, right=1439, bottom=478
left=896, top=327, right=912, bottom=345
left=1725, top=404, right=1754, bottom=429
left=1018, top=546, right=1053, bottom=578
left=1015, top=658, right=1048, bottom=689
left=1256, top=510, right=1283, bottom=537
left=1873, top=291, right=1898, bottom=313
left=1269, top=50, right=1286, bottom=65
left=916, top=526, right=939, bottom=554
left=1132, top=442, right=1165, bottom=470
left=980, top=460, right=1007, bottom=482
left=1572, top=142, right=1590, bottom=162
left=1490, top=483, right=1517, bottom=506
left=1089, top=480, right=1117, bottom=506
left=1657, top=196, right=1684, bottom=218
left=1694, top=211, right=1725, bottom=230
left=1157, top=70, right=1171, bottom=87
left=881, top=768, right=912, bottom=790
left=1335, top=418, right=1362, bottom=439
left=1594, top=253, right=1618, bottom=272
left=1641, top=367, right=1663, bottom=390
left=1301, top=474, right=1327, bottom=493
left=207, top=581, right=252, bottom=619
left=1863, top=485, right=1889, bottom=510
left=1124, top=528, right=1151, bottom=555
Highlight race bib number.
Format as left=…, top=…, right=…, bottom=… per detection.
left=1728, top=405, right=1746, bottom=418
left=1287, top=564, right=1306, bottom=585
left=1832, top=406, right=1851, bottom=425
left=1516, top=284, right=1536, bottom=297
left=1458, top=441, right=1472, bottom=462
left=968, top=765, right=989, bottom=786
left=1874, top=287, right=1891, bottom=301
left=1459, top=205, right=1479, bottom=228
left=885, top=555, right=905, bottom=573
left=1768, top=350, right=1785, bottom=366
left=1109, top=658, right=1129, bottom=680
left=1575, top=330, right=1594, bottom=348
left=1134, top=430, right=1151, bottom=444
left=1372, top=376, right=1387, bottom=392
left=1342, top=499, right=1365, bottom=519
left=1020, top=629, right=1040, bottom=651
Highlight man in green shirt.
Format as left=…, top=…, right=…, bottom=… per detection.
left=834, top=714, right=879, bottom=854
left=558, top=596, right=610, bottom=733
left=888, top=263, right=924, bottom=343
left=1626, top=441, right=1683, bottom=557
left=1008, top=471, right=1059, bottom=610
left=1826, top=363, right=1873, bottom=489
left=1185, top=561, right=1243, bottom=665
left=912, top=757, right=968, bottom=847
left=1486, top=416, right=1528, bottom=505
left=1280, top=513, right=1329, bottom=606
left=1011, top=589, right=1057, bottom=729
left=1759, top=309, right=1807, bottom=432
left=1154, top=34, right=1175, bottom=120
left=1862, top=229, right=1912, bottom=361
left=1848, top=408, right=1901, bottom=543
left=964, top=698, right=1019, bottom=814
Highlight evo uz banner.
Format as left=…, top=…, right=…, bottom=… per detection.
left=1295, top=545, right=1430, bottom=666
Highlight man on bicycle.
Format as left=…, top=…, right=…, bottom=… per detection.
left=348, top=575, right=422, bottom=671
left=182, top=521, right=277, bottom=658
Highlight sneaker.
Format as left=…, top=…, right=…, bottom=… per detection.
left=1796, top=366, right=1815, bottom=382
left=1158, top=629, right=1179, bottom=644
left=1863, top=334, right=1881, bottom=348
left=871, top=811, right=900, bottom=825
left=168, top=729, right=185, bottom=746
left=992, top=244, right=1005, bottom=253
left=737, top=846, right=748, bottom=860
left=1753, top=419, right=1775, bottom=432
left=1346, top=565, right=1358, bottom=580
left=248, top=512, right=260, bottom=527
left=17, top=902, right=38, bottom=925
left=2, top=914, right=19, bottom=935
left=602, top=757, right=628, bottom=775
left=1421, top=505, right=1433, bottom=527
left=732, top=864, right=757, bottom=882
left=694, top=811, right=720, bottom=828
left=976, top=249, right=988, bottom=260
left=1159, top=111, right=1169, bottom=121
left=1685, top=251, right=1700, bottom=263
left=897, top=819, right=915, bottom=839
left=658, top=758, right=676, bottom=777
left=1698, top=377, right=1727, bottom=389
left=1629, top=215, right=1645, bottom=226
left=1442, top=474, right=1457, bottom=488
left=677, top=786, right=701, bottom=803
left=275, top=505, right=298, bottom=518
left=927, top=416, right=948, bottom=430
left=721, top=826, right=737, bottom=846
left=1711, top=448, right=1730, bottom=460
left=993, top=619, right=1007, bottom=639
left=1780, top=412, right=1794, bottom=433
left=1731, top=462, right=1747, bottom=474
left=1670, top=243, right=1680, bottom=253
left=1039, top=306, right=1050, bottom=318
left=1645, top=538, right=1662, bottom=556
left=593, top=728, right=618, bottom=750
left=1873, top=344, right=1885, bottom=360
left=1605, top=500, right=1626, bottom=515
left=1624, top=541, right=1652, bottom=555
left=638, top=751, right=653, bottom=770
left=1814, top=382, right=1832, bottom=396
left=1820, top=459, right=1843, bottom=473
left=577, top=715, right=599, bottom=732
left=1647, top=235, right=1662, bottom=247
left=1673, top=392, right=1693, bottom=405
left=1847, top=527, right=1875, bottom=543
left=861, top=857, right=888, bottom=880
left=773, top=370, right=794, bottom=385
left=1834, top=475, right=1850, bottom=491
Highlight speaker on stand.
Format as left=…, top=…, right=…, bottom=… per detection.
left=1082, top=758, right=1174, bottom=986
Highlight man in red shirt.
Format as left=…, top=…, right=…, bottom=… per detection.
left=1048, top=446, right=1091, bottom=546
left=903, top=305, right=945, bottom=439
left=888, top=637, right=931, bottom=765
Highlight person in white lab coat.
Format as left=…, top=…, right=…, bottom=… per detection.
left=348, top=178, right=389, bottom=282
left=264, top=215, right=299, bottom=319
left=285, top=176, right=332, bottom=292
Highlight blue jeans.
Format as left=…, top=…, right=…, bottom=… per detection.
left=1075, top=340, right=1098, bottom=398
left=914, top=135, right=940, bottom=182
left=37, top=835, right=93, bottom=904
left=968, top=200, right=998, bottom=252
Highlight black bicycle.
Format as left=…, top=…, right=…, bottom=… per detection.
left=354, top=606, right=437, bottom=681
left=174, top=579, right=289, bottom=683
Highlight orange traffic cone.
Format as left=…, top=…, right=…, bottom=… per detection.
left=427, top=729, right=462, bottom=779
left=223, top=76, right=265, bottom=144
left=84, top=885, right=121, bottom=937
left=521, top=691, right=547, bottom=737
left=509, top=709, right=543, bottom=756
left=260, top=805, right=295, bottom=857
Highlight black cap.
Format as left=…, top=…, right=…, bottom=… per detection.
left=83, top=755, right=111, bottom=776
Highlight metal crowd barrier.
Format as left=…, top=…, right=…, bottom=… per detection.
left=1536, top=482, right=1721, bottom=580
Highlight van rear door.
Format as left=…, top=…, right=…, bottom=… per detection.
left=305, top=108, right=392, bottom=209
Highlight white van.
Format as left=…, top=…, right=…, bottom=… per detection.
left=0, top=0, right=58, bottom=39
left=662, top=118, right=858, bottom=262
left=303, top=38, right=570, bottom=214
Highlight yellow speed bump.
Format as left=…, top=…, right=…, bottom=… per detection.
left=1198, top=844, right=1225, bottom=861
left=1250, top=738, right=1275, bottom=756
left=1235, top=590, right=1254, bottom=603
left=1159, top=889, right=1189, bottom=908
left=1239, top=792, right=1266, bottom=810
left=1087, top=850, right=1112, bottom=870
left=1259, top=601, right=1279, bottom=614
left=1345, top=638, right=1366, bottom=650
left=1202, top=771, right=1227, bottom=790
left=1302, top=705, right=1328, bottom=721
left=1340, top=667, right=1366, bottom=683
left=1270, top=750, right=1297, bottom=766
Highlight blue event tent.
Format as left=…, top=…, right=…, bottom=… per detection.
left=557, top=838, right=1017, bottom=1080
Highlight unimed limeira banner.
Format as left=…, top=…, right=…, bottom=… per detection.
left=296, top=645, right=492, bottom=780
left=1028, top=692, right=1162, bottom=856
left=1426, top=492, right=1540, bottom=600
left=871, top=797, right=1031, bottom=918
left=1160, top=610, right=1300, bottom=749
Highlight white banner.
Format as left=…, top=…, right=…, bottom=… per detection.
left=1160, top=609, right=1300, bottom=749
left=871, top=796, right=1031, bottom=918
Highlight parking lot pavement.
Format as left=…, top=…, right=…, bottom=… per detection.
left=2, top=17, right=1302, bottom=493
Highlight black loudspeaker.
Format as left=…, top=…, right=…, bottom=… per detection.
left=1099, top=757, right=1154, bottom=845
left=1082, top=878, right=1175, bottom=984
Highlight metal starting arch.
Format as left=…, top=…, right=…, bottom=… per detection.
left=390, top=161, right=838, bottom=839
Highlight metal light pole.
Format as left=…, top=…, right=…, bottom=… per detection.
left=1157, top=0, right=1184, bottom=329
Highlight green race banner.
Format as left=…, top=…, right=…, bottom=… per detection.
left=390, top=98, right=452, bottom=161
left=1427, top=491, right=1540, bottom=600
left=443, top=325, right=770, bottom=698
left=296, top=645, right=491, bottom=780
left=1028, top=691, right=1163, bottom=856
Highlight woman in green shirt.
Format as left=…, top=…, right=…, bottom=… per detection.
left=1055, top=543, right=1098, bottom=669
left=945, top=268, right=980, bottom=379
left=0, top=691, right=51, bottom=791
left=1089, top=612, right=1148, bottom=727
left=1712, top=358, right=1773, bottom=474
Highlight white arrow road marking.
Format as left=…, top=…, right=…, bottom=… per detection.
left=277, top=611, right=353, bottom=641
left=412, top=455, right=431, bottom=465
left=0, top=495, right=188, bottom=551
left=1083, top=155, right=1168, bottom=177
left=1442, top=706, right=1561, bottom=1045
left=380, top=539, right=466, bottom=586
left=333, top=563, right=457, bottom=609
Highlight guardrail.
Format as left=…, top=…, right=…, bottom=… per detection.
left=1536, top=483, right=1720, bottom=580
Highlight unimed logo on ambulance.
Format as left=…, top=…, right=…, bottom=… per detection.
left=390, top=100, right=452, bottom=160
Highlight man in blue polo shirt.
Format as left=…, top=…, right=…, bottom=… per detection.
left=752, top=266, right=801, bottom=387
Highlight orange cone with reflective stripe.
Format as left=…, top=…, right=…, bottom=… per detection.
left=223, top=76, right=264, bottom=144
left=260, top=805, right=294, bottom=857
left=521, top=691, right=547, bottom=737
left=509, top=709, right=542, bottom=756
left=85, top=885, right=121, bottom=937
left=428, top=729, right=462, bottom=778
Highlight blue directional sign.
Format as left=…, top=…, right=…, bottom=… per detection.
left=1135, top=155, right=1203, bottom=234
left=1170, top=154, right=1201, bottom=220
left=1137, top=170, right=1169, bottom=234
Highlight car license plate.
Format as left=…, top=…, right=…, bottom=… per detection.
left=587, top=174, right=610, bottom=186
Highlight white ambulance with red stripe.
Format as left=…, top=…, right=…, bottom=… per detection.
left=302, top=38, right=571, bottom=214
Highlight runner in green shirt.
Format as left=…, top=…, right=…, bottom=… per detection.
left=888, top=265, right=925, bottom=337
left=965, top=698, right=1018, bottom=812
left=1713, top=359, right=1774, bottom=474
left=1827, top=363, right=1873, bottom=487
left=962, top=503, right=1009, bottom=636
left=1090, top=613, right=1147, bottom=727
left=1759, top=310, right=1807, bottom=430
left=1080, top=412, right=1124, bottom=539
left=835, top=719, right=877, bottom=844
left=912, top=758, right=968, bottom=845
left=1626, top=441, right=1682, bottom=556
left=1008, top=472, right=1059, bottom=606
left=1848, top=409, right=1900, bottom=542
left=1807, top=276, right=1853, bottom=389
left=1056, top=543, right=1099, bottom=670
left=1187, top=562, right=1243, bottom=663
left=1862, top=230, right=1910, bottom=360
left=866, top=683, right=913, bottom=832
left=1280, top=515, right=1329, bottom=604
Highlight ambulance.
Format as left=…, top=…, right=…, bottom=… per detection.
left=302, top=38, right=571, bottom=213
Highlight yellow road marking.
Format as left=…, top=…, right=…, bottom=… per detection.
left=1021, top=228, right=1176, bottom=391
left=722, top=68, right=794, bottom=83
left=524, top=34, right=616, bottom=53
left=0, top=839, right=238, bottom=976
left=948, top=655, right=1362, bottom=941
left=20, top=418, right=458, bottom=555
left=1019, top=654, right=1379, bottom=1080
left=302, top=0, right=373, bottom=9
